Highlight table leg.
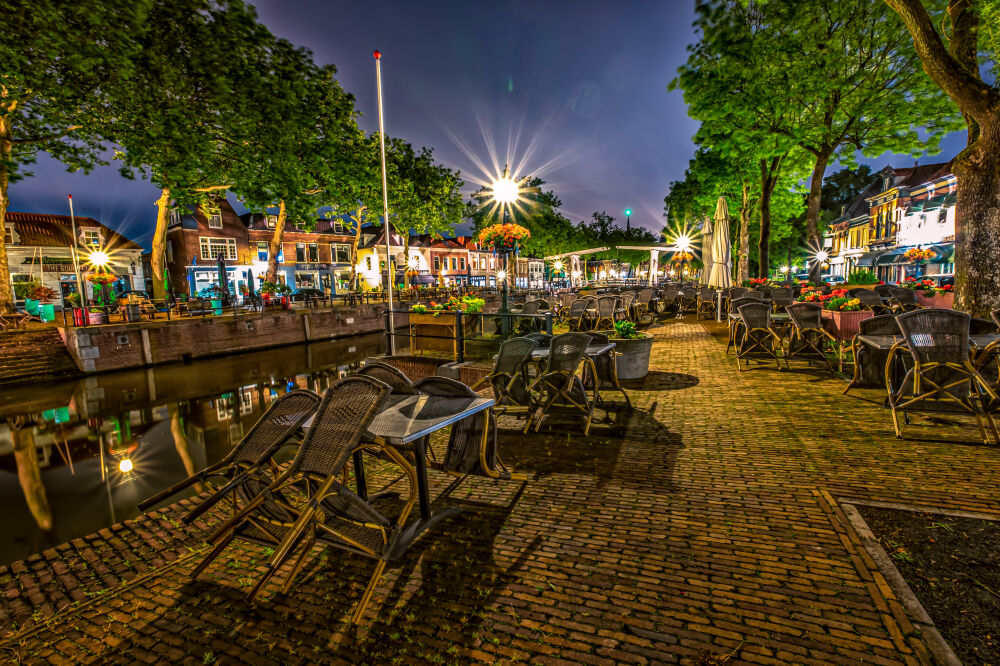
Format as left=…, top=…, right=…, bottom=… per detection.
left=413, top=438, right=432, bottom=520
left=352, top=450, right=368, bottom=500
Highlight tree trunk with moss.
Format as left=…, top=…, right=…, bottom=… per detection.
left=0, top=116, right=14, bottom=314
left=758, top=156, right=781, bottom=278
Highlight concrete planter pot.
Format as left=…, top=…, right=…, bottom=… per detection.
left=916, top=292, right=954, bottom=309
left=610, top=332, right=654, bottom=380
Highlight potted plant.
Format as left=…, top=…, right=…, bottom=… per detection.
left=30, top=285, right=59, bottom=322
left=86, top=306, right=107, bottom=325
left=917, top=283, right=954, bottom=309
left=822, top=291, right=872, bottom=339
left=605, top=320, right=654, bottom=380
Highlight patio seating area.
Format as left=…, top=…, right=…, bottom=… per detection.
left=1, top=312, right=999, bottom=663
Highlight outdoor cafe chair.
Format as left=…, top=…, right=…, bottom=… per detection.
left=696, top=287, right=716, bottom=320
left=566, top=299, right=591, bottom=332
left=515, top=300, right=543, bottom=334
left=194, top=376, right=399, bottom=625
left=594, top=296, right=617, bottom=330
left=580, top=331, right=631, bottom=409
left=727, top=289, right=761, bottom=314
left=874, top=284, right=895, bottom=299
left=678, top=288, right=699, bottom=314
left=734, top=302, right=784, bottom=371
left=889, top=287, right=920, bottom=313
left=660, top=288, right=679, bottom=314
left=526, top=332, right=596, bottom=435
left=357, top=361, right=418, bottom=395
left=885, top=309, right=999, bottom=444
left=412, top=376, right=516, bottom=480
left=770, top=288, right=794, bottom=313
left=471, top=336, right=536, bottom=432
left=785, top=303, right=836, bottom=371
left=726, top=296, right=764, bottom=354
left=636, top=288, right=654, bottom=319
left=137, top=390, right=321, bottom=517
left=843, top=314, right=902, bottom=396
left=854, top=289, right=893, bottom=315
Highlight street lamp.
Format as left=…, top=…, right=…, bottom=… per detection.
left=491, top=165, right=520, bottom=318
left=624, top=207, right=632, bottom=232
left=87, top=248, right=112, bottom=306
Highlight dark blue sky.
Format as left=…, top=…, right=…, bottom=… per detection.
left=9, top=0, right=966, bottom=249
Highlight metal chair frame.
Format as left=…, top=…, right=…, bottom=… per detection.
left=734, top=303, right=783, bottom=371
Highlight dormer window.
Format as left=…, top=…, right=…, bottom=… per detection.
left=4, top=225, right=15, bottom=245
left=266, top=215, right=277, bottom=229
left=883, top=177, right=891, bottom=192
left=82, top=229, right=101, bottom=246
left=168, top=210, right=182, bottom=227
left=206, top=210, right=223, bottom=229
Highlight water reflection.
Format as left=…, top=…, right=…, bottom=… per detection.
left=0, top=333, right=384, bottom=565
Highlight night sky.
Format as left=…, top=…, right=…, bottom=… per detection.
left=8, top=0, right=967, bottom=249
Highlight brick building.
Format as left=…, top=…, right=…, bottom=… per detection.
left=240, top=213, right=355, bottom=293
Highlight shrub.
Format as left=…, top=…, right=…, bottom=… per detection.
left=612, top=320, right=642, bottom=339
left=848, top=269, right=878, bottom=284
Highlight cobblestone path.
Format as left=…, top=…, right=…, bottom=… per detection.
left=2, top=318, right=998, bottom=664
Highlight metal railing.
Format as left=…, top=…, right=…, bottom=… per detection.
left=383, top=309, right=554, bottom=363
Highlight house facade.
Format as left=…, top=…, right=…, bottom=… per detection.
left=241, top=214, right=355, bottom=294
left=4, top=211, right=145, bottom=306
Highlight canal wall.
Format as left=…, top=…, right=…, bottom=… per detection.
left=58, top=303, right=397, bottom=374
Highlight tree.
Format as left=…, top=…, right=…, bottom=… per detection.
left=0, top=0, right=148, bottom=312
left=884, top=0, right=1000, bottom=316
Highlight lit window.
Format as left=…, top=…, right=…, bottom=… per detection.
left=308, top=243, right=319, bottom=262
left=168, top=210, right=182, bottom=227
left=199, top=237, right=237, bottom=261
left=82, top=229, right=101, bottom=246
left=266, top=215, right=277, bottom=229
left=257, top=242, right=268, bottom=262
left=450, top=257, right=457, bottom=270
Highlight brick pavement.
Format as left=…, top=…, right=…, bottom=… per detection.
left=1, top=317, right=998, bottom=664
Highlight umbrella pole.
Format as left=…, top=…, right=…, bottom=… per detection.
left=716, top=289, right=722, bottom=322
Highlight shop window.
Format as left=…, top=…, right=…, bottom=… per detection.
left=257, top=242, right=268, bottom=262
left=308, top=243, right=319, bottom=262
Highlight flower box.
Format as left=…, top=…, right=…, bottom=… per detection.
left=916, top=292, right=954, bottom=309
left=822, top=309, right=873, bottom=341
left=86, top=310, right=107, bottom=326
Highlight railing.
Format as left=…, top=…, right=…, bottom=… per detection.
left=383, top=309, right=554, bottom=363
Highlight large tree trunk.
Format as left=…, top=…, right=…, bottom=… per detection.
left=151, top=188, right=170, bottom=282
left=758, top=157, right=781, bottom=278
left=952, top=129, right=1000, bottom=317
left=348, top=206, right=365, bottom=291
left=805, top=151, right=831, bottom=281
left=0, top=117, right=14, bottom=314
left=265, top=200, right=286, bottom=284
left=737, top=183, right=753, bottom=283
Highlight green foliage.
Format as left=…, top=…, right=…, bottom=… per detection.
left=259, top=281, right=290, bottom=296
left=461, top=296, right=485, bottom=313
left=612, top=320, right=642, bottom=340
left=410, top=304, right=427, bottom=314
left=12, top=281, right=40, bottom=300
left=848, top=269, right=878, bottom=285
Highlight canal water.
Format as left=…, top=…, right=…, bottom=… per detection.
left=0, top=333, right=385, bottom=565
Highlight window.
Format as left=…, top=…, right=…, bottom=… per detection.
left=333, top=221, right=345, bottom=233
left=266, top=215, right=277, bottom=229
left=4, top=225, right=13, bottom=245
left=166, top=240, right=174, bottom=263
left=460, top=258, right=466, bottom=270
left=334, top=244, right=351, bottom=263
left=471, top=255, right=478, bottom=270
left=168, top=210, right=182, bottom=227
left=199, top=237, right=237, bottom=261
left=295, top=243, right=306, bottom=262
left=82, top=229, right=101, bottom=246
left=450, top=257, right=457, bottom=270
left=308, top=243, right=319, bottom=263
left=433, top=256, right=440, bottom=270
left=257, top=242, right=268, bottom=262
left=366, top=256, right=372, bottom=271
left=204, top=207, right=223, bottom=229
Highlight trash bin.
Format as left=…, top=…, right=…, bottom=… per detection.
left=125, top=303, right=141, bottom=322
left=39, top=304, right=55, bottom=323
left=72, top=308, right=86, bottom=327
left=211, top=299, right=223, bottom=315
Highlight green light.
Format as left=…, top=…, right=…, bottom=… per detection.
left=624, top=208, right=632, bottom=216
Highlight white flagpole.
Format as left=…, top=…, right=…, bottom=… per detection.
left=374, top=49, right=395, bottom=354
left=67, top=195, right=83, bottom=304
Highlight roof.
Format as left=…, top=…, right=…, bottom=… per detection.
left=5, top=212, right=143, bottom=250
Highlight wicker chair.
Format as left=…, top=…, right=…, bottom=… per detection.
left=413, top=376, right=516, bottom=480
left=192, top=377, right=398, bottom=625
left=594, top=296, right=617, bottom=330
left=889, top=287, right=920, bottom=313
left=696, top=287, right=717, bottom=320
left=635, top=289, right=654, bottom=319
left=785, top=303, right=836, bottom=371
left=527, top=333, right=596, bottom=434
left=874, top=284, right=895, bottom=299
left=727, top=296, right=764, bottom=354
left=566, top=299, right=590, bottom=332
left=992, top=309, right=1000, bottom=331
left=734, top=302, right=783, bottom=371
left=581, top=332, right=631, bottom=409
left=770, top=288, right=794, bottom=313
left=854, top=290, right=892, bottom=315
left=843, top=314, right=901, bottom=395
left=659, top=288, right=679, bottom=314
left=137, top=390, right=321, bottom=515
left=886, top=309, right=999, bottom=443
left=357, top=362, right=418, bottom=395
left=678, top=288, right=698, bottom=314
left=472, top=336, right=536, bottom=430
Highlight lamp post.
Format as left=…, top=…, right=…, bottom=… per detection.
left=491, top=165, right=519, bottom=317
left=624, top=208, right=632, bottom=233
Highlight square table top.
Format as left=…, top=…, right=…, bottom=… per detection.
left=304, top=393, right=493, bottom=446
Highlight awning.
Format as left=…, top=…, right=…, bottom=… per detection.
left=927, top=243, right=954, bottom=263
left=410, top=274, right=435, bottom=285
left=856, top=251, right=883, bottom=267
left=875, top=248, right=909, bottom=266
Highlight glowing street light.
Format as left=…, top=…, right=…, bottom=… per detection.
left=815, top=250, right=829, bottom=263
left=553, top=260, right=563, bottom=271
left=496, top=269, right=507, bottom=283
left=118, top=458, right=133, bottom=474
left=88, top=249, right=110, bottom=268
left=780, top=265, right=789, bottom=274
left=624, top=207, right=632, bottom=231
left=491, top=172, right=519, bottom=205
left=674, top=234, right=692, bottom=253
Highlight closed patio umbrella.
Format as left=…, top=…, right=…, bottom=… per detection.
left=700, top=217, right=714, bottom=286
left=707, top=197, right=733, bottom=321
left=216, top=253, right=230, bottom=300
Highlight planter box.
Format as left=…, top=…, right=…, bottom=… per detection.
left=916, top=292, right=954, bottom=309
left=86, top=311, right=107, bottom=326
left=821, top=309, right=873, bottom=341
left=610, top=332, right=654, bottom=380
left=410, top=312, right=457, bottom=357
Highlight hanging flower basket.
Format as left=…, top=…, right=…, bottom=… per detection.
left=478, top=223, right=531, bottom=254
left=904, top=248, right=935, bottom=263
left=87, top=271, right=117, bottom=286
